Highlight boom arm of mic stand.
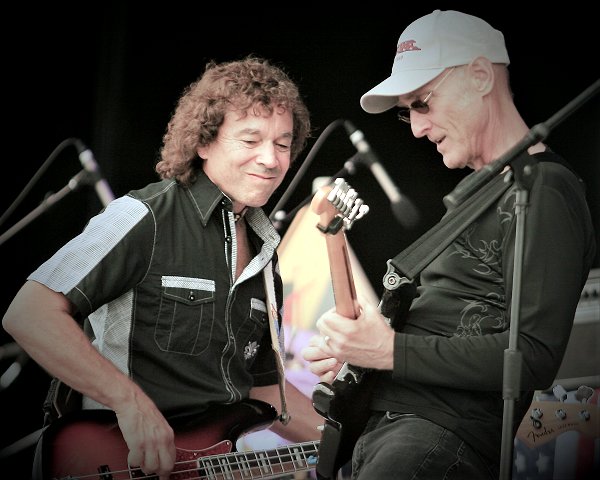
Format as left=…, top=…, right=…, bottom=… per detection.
left=444, top=78, right=600, bottom=208
left=269, top=119, right=347, bottom=222
left=443, top=125, right=547, bottom=208
left=0, top=170, right=91, bottom=247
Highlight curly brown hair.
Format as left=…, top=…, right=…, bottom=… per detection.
left=156, top=55, right=311, bottom=186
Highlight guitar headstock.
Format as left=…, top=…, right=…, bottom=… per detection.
left=311, top=178, right=370, bottom=234
left=516, top=400, right=599, bottom=449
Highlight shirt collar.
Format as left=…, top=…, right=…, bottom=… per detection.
left=186, top=170, right=280, bottom=249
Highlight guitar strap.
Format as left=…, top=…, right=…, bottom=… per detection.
left=383, top=171, right=513, bottom=296
left=263, top=260, right=291, bottom=425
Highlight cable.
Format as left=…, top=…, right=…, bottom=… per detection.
left=269, top=119, right=347, bottom=221
left=0, top=137, right=80, bottom=228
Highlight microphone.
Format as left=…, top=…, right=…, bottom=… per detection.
left=344, top=120, right=420, bottom=229
left=0, top=342, right=22, bottom=361
left=74, top=139, right=115, bottom=207
left=0, top=344, right=28, bottom=392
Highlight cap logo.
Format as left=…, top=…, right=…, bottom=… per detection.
left=397, top=40, right=421, bottom=54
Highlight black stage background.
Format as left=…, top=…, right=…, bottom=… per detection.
left=1, top=5, right=598, bottom=478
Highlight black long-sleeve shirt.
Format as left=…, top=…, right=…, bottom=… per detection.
left=371, top=152, right=596, bottom=465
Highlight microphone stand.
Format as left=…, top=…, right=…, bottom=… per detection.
left=0, top=169, right=93, bottom=247
left=441, top=79, right=600, bottom=480
left=497, top=153, right=534, bottom=480
left=0, top=167, right=97, bottom=459
left=444, top=78, right=600, bottom=208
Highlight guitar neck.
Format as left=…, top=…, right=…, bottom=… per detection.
left=310, top=180, right=364, bottom=320
left=325, top=231, right=360, bottom=319
left=198, top=441, right=320, bottom=479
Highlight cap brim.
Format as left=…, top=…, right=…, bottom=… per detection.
left=360, top=67, right=444, bottom=113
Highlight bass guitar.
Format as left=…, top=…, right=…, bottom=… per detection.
left=38, top=399, right=318, bottom=479
left=309, top=178, right=372, bottom=480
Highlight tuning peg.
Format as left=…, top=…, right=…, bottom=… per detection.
left=575, top=385, right=594, bottom=403
left=552, top=384, right=567, bottom=402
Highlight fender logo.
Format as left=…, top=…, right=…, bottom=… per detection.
left=526, top=425, right=555, bottom=444
left=525, top=420, right=580, bottom=444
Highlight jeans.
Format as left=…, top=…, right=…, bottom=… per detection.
left=351, top=412, right=498, bottom=480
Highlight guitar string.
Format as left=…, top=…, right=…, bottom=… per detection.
left=191, top=442, right=319, bottom=478
left=60, top=440, right=319, bottom=480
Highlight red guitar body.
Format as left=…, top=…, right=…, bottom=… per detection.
left=37, top=399, right=319, bottom=479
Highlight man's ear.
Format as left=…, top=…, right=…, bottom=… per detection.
left=197, top=145, right=208, bottom=160
left=467, top=56, right=494, bottom=96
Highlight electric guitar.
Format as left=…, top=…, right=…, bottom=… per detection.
left=309, top=178, right=372, bottom=480
left=39, top=399, right=318, bottom=479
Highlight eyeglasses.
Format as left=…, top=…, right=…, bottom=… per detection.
left=396, top=67, right=456, bottom=124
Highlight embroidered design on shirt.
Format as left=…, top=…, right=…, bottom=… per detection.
left=244, top=340, right=259, bottom=360
left=455, top=294, right=506, bottom=337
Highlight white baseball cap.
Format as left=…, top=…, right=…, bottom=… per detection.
left=360, top=10, right=510, bottom=114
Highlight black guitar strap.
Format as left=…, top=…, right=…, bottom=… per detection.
left=381, top=171, right=513, bottom=314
